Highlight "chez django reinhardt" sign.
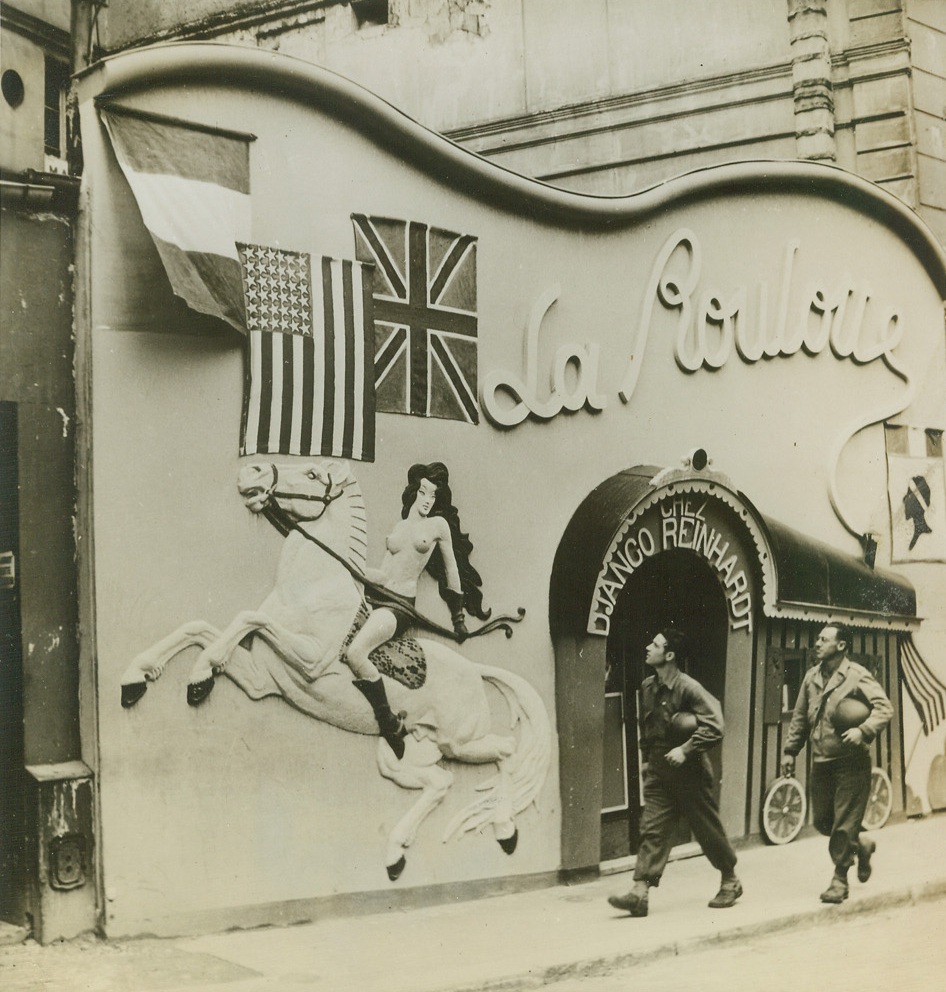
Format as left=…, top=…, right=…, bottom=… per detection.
left=589, top=492, right=755, bottom=636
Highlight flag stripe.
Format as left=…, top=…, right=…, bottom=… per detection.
left=152, top=237, right=247, bottom=328
left=904, top=640, right=946, bottom=721
left=280, top=331, right=294, bottom=454
left=430, top=235, right=475, bottom=302
left=375, top=325, right=407, bottom=384
left=358, top=270, right=375, bottom=458
left=102, top=110, right=251, bottom=192
left=352, top=215, right=405, bottom=298
left=928, top=429, right=944, bottom=459
left=342, top=262, right=357, bottom=458
left=258, top=332, right=274, bottom=453
left=113, top=171, right=250, bottom=257
left=300, top=333, right=315, bottom=456
left=371, top=299, right=478, bottom=336
left=331, top=261, right=347, bottom=456
left=409, top=222, right=427, bottom=415
left=901, top=635, right=946, bottom=734
left=901, top=657, right=932, bottom=734
left=884, top=424, right=907, bottom=455
left=431, top=335, right=479, bottom=422
left=321, top=257, right=337, bottom=457
left=241, top=332, right=262, bottom=455
left=268, top=333, right=284, bottom=453
left=907, top=428, right=927, bottom=458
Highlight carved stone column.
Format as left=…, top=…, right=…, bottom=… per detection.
left=787, top=0, right=836, bottom=162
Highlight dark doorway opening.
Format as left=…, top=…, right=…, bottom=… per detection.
left=0, top=402, right=26, bottom=922
left=601, top=548, right=728, bottom=861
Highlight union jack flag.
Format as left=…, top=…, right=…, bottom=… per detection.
left=351, top=214, right=479, bottom=423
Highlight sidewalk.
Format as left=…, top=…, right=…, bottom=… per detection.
left=3, top=814, right=945, bottom=992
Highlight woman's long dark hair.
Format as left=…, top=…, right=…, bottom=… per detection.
left=401, top=462, right=490, bottom=620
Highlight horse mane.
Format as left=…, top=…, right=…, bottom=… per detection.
left=278, top=459, right=368, bottom=574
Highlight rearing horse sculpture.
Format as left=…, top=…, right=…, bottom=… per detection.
left=120, top=459, right=551, bottom=880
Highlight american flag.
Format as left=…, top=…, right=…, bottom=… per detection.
left=351, top=214, right=479, bottom=423
left=239, top=243, right=375, bottom=461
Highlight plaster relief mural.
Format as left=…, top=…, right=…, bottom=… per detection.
left=120, top=459, right=549, bottom=881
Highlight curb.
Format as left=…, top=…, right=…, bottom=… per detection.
left=437, top=880, right=946, bottom=992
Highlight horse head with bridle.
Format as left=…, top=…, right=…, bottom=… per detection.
left=121, top=459, right=550, bottom=880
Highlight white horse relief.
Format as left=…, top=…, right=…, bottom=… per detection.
left=120, top=459, right=551, bottom=881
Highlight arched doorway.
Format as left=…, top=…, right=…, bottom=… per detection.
left=600, top=548, right=728, bottom=861
left=551, top=463, right=915, bottom=879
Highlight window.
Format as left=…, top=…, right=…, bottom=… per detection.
left=764, top=647, right=809, bottom=724
left=44, top=57, right=69, bottom=163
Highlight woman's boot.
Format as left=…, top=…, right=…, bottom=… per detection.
left=354, top=677, right=407, bottom=759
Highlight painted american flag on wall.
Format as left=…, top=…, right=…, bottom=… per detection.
left=351, top=214, right=479, bottom=424
left=239, top=243, right=375, bottom=461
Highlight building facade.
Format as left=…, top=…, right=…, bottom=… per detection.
left=1, top=0, right=945, bottom=942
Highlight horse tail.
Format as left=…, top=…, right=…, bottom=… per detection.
left=442, top=665, right=551, bottom=842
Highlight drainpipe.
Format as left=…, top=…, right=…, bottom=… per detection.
left=70, top=0, right=103, bottom=73
left=68, top=1, right=107, bottom=175
left=787, top=0, right=836, bottom=163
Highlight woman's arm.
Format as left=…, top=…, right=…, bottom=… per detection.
left=434, top=518, right=468, bottom=639
left=433, top=518, right=463, bottom=593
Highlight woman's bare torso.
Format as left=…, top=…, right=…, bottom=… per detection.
left=375, top=517, right=445, bottom=597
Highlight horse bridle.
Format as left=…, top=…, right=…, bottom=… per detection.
left=260, top=463, right=348, bottom=512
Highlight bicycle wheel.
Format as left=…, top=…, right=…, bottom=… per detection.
left=863, top=766, right=893, bottom=830
left=761, top=776, right=807, bottom=844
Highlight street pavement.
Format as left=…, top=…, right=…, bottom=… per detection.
left=539, top=896, right=946, bottom=992
left=1, top=814, right=944, bottom=992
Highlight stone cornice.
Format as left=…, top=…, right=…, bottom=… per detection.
left=0, top=2, right=70, bottom=59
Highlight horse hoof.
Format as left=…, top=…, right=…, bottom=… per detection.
left=498, top=829, right=518, bottom=855
left=187, top=676, right=215, bottom=707
left=121, top=682, right=147, bottom=708
left=387, top=856, right=406, bottom=882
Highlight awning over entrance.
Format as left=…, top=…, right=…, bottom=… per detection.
left=549, top=466, right=918, bottom=637
left=760, top=515, right=916, bottom=627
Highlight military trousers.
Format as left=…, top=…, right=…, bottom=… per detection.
left=633, top=752, right=737, bottom=886
left=809, top=748, right=872, bottom=872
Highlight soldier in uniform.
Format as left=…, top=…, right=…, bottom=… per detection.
left=782, top=623, right=893, bottom=903
left=608, top=628, right=742, bottom=917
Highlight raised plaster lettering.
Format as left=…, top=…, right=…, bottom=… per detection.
left=591, top=499, right=754, bottom=634
left=481, top=285, right=607, bottom=427
left=620, top=229, right=905, bottom=402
